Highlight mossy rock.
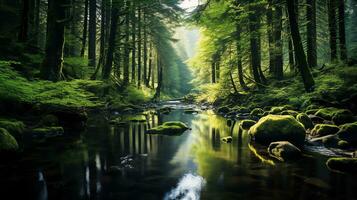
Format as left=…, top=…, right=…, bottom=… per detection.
left=326, top=158, right=357, bottom=174
left=0, top=128, right=19, bottom=153
left=126, top=115, right=146, bottom=122
left=248, top=115, right=306, bottom=147
left=269, top=105, right=294, bottom=115
left=305, top=104, right=320, bottom=111
left=0, top=118, right=25, bottom=139
left=331, top=109, right=354, bottom=125
left=146, top=121, right=189, bottom=135
left=268, top=141, right=301, bottom=161
left=305, top=109, right=319, bottom=115
left=221, top=136, right=232, bottom=143
left=314, top=107, right=342, bottom=120
left=296, top=113, right=314, bottom=129
left=39, top=114, right=59, bottom=126
left=337, top=122, right=357, bottom=144
left=310, top=124, right=340, bottom=137
left=250, top=108, right=265, bottom=117
left=31, top=127, right=64, bottom=138
left=239, top=119, right=256, bottom=130
left=280, top=110, right=299, bottom=117
left=217, top=106, right=230, bottom=114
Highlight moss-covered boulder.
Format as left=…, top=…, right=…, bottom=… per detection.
left=305, top=109, right=319, bottom=115
left=0, top=118, right=25, bottom=139
left=217, top=106, right=230, bottom=114
left=296, top=113, right=314, bottom=129
left=248, top=115, right=306, bottom=146
left=31, top=127, right=64, bottom=138
left=310, top=124, right=340, bottom=137
left=0, top=128, right=19, bottom=153
left=269, top=105, right=294, bottom=115
left=314, top=107, right=340, bottom=120
left=221, top=136, right=233, bottom=143
left=331, top=109, right=354, bottom=125
left=337, top=122, right=357, bottom=144
left=146, top=121, right=189, bottom=135
left=326, top=158, right=357, bottom=174
left=250, top=108, right=265, bottom=117
left=268, top=141, right=301, bottom=161
left=280, top=110, right=299, bottom=117
left=239, top=119, right=256, bottom=130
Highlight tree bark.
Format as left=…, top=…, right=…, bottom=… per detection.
left=211, top=61, right=216, bottom=83
left=41, top=0, right=69, bottom=81
left=19, top=0, right=29, bottom=42
left=143, top=10, right=148, bottom=86
left=338, top=0, right=347, bottom=61
left=80, top=0, right=89, bottom=57
left=131, top=2, right=136, bottom=83
left=88, top=0, right=97, bottom=67
left=102, top=7, right=119, bottom=80
left=328, top=0, right=337, bottom=61
left=248, top=3, right=262, bottom=85
left=147, top=41, right=153, bottom=87
left=137, top=7, right=142, bottom=87
left=286, top=0, right=315, bottom=91
left=236, top=25, right=249, bottom=91
left=266, top=0, right=275, bottom=74
left=306, top=0, right=317, bottom=68
left=273, top=2, right=283, bottom=79
left=123, top=1, right=130, bottom=84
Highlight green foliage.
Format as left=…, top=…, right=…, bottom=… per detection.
left=63, top=57, right=92, bottom=79
left=0, top=118, right=25, bottom=138
left=0, top=128, right=19, bottom=152
left=0, top=60, right=103, bottom=108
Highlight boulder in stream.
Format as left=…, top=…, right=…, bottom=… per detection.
left=326, top=157, right=357, bottom=174
left=239, top=119, right=256, bottom=130
left=146, top=121, right=189, bottom=135
left=248, top=115, right=306, bottom=147
left=268, top=141, right=301, bottom=161
left=0, top=128, right=19, bottom=153
left=296, top=113, right=314, bottom=129
left=310, top=124, right=340, bottom=137
left=221, top=136, right=233, bottom=143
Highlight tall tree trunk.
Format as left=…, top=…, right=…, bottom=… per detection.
left=286, top=0, right=315, bottom=91
left=338, top=0, right=347, bottom=61
left=19, top=0, right=29, bottom=42
left=80, top=0, right=89, bottom=57
left=131, top=2, right=136, bottom=83
left=143, top=11, right=148, bottom=86
left=153, top=54, right=162, bottom=101
left=273, top=1, right=283, bottom=79
left=211, top=61, right=216, bottom=83
left=266, top=0, right=275, bottom=74
left=137, top=7, right=142, bottom=87
left=123, top=2, right=130, bottom=84
left=102, top=7, right=119, bottom=80
left=248, top=3, right=262, bottom=85
left=88, top=0, right=97, bottom=67
left=306, top=0, right=317, bottom=68
left=236, top=24, right=249, bottom=91
left=147, top=41, right=153, bottom=87
left=328, top=0, right=337, bottom=61
left=41, top=0, right=69, bottom=81
left=34, top=0, right=40, bottom=46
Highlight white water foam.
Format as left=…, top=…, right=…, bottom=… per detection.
left=164, top=173, right=206, bottom=200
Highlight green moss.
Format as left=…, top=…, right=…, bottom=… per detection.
left=296, top=113, right=314, bottom=129
left=146, top=121, right=189, bottom=135
left=311, top=124, right=340, bottom=137
left=337, top=140, right=349, bottom=149
left=268, top=141, right=301, bottom=161
left=0, top=118, right=25, bottom=138
left=239, top=119, right=256, bottom=130
left=248, top=115, right=306, bottom=146
left=314, top=107, right=341, bottom=120
left=31, top=127, right=64, bottom=137
left=0, top=61, right=103, bottom=108
left=250, top=108, right=264, bottom=117
left=337, top=122, right=357, bottom=144
left=305, top=109, right=319, bottom=115
left=331, top=109, right=354, bottom=125
left=269, top=106, right=286, bottom=114
left=326, top=158, right=357, bottom=173
left=0, top=128, right=19, bottom=152
left=280, top=110, right=299, bottom=117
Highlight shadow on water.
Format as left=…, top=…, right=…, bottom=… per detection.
left=0, top=103, right=357, bottom=200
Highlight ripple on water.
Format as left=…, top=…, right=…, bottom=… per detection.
left=164, top=173, right=206, bottom=200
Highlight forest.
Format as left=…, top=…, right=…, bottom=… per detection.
left=0, top=0, right=357, bottom=199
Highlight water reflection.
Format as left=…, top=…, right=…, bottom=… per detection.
left=0, top=108, right=356, bottom=200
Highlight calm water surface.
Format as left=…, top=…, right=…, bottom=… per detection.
left=1, top=103, right=357, bottom=200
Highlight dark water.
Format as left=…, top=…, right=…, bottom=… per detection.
left=1, top=103, right=357, bottom=200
